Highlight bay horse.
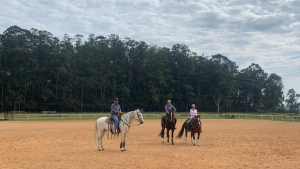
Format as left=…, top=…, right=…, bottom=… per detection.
left=93, top=109, right=144, bottom=151
left=177, top=115, right=202, bottom=146
left=159, top=111, right=177, bottom=145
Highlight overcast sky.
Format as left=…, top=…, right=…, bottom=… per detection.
left=1, top=0, right=299, bottom=95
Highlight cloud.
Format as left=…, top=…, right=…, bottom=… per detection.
left=1, top=0, right=299, bottom=94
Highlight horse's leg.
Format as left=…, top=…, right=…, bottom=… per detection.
left=171, top=128, right=174, bottom=145
left=193, top=131, right=196, bottom=146
left=162, top=127, right=165, bottom=143
left=197, top=131, right=200, bottom=146
left=100, top=131, right=105, bottom=150
left=167, top=128, right=170, bottom=145
left=185, top=124, right=188, bottom=144
left=97, top=130, right=101, bottom=151
left=191, top=130, right=194, bottom=145
left=120, top=131, right=125, bottom=152
left=123, top=132, right=127, bottom=151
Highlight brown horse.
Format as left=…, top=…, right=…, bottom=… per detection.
left=177, top=115, right=202, bottom=146
left=159, top=111, right=177, bottom=145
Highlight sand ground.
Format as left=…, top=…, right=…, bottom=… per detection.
left=0, top=119, right=300, bottom=169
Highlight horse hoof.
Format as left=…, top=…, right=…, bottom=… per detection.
left=162, top=141, right=164, bottom=143
left=167, top=143, right=169, bottom=145
left=98, top=149, right=101, bottom=151
left=172, top=143, right=174, bottom=145
left=121, top=149, right=124, bottom=152
left=198, top=145, right=200, bottom=146
left=102, top=148, right=105, bottom=150
left=124, top=149, right=126, bottom=151
left=193, top=144, right=195, bottom=146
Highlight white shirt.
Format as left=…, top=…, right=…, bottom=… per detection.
left=190, top=109, right=197, bottom=118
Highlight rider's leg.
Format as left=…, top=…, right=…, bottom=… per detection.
left=111, top=115, right=119, bottom=133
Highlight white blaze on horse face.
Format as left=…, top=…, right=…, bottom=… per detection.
left=136, top=110, right=144, bottom=124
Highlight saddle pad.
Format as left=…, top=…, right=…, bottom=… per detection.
left=105, top=117, right=114, bottom=124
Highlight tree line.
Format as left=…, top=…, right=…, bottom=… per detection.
left=0, top=26, right=299, bottom=113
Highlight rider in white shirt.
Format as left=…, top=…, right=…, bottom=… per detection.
left=187, top=104, right=197, bottom=131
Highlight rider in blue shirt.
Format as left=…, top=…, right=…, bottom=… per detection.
left=163, top=100, right=177, bottom=128
left=111, top=98, right=122, bottom=134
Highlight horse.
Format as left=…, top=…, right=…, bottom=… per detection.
left=159, top=111, right=177, bottom=145
left=177, top=115, right=202, bottom=146
left=93, top=109, right=144, bottom=151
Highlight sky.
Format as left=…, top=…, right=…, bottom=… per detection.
left=1, top=0, right=299, bottom=95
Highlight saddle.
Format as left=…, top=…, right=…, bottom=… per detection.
left=106, top=116, right=121, bottom=134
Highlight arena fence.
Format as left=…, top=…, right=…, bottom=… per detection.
left=0, top=112, right=300, bottom=122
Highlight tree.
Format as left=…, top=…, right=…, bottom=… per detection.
left=262, top=73, right=284, bottom=112
left=0, top=25, right=288, bottom=113
left=208, top=54, right=238, bottom=113
left=237, top=63, right=268, bottom=112
left=285, top=89, right=300, bottom=113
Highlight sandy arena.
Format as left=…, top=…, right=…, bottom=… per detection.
left=1, top=119, right=300, bottom=169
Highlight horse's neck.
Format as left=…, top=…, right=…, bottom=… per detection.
left=123, top=111, right=135, bottom=124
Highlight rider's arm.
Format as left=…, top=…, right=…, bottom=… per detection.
left=165, top=108, right=169, bottom=114
left=113, top=105, right=121, bottom=114
left=113, top=110, right=121, bottom=114
left=173, top=106, right=176, bottom=113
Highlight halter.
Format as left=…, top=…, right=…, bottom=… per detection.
left=121, top=110, right=143, bottom=128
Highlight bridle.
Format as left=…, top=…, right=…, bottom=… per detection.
left=136, top=110, right=143, bottom=123
left=191, top=115, right=201, bottom=130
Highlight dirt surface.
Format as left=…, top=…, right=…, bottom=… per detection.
left=1, top=119, right=300, bottom=169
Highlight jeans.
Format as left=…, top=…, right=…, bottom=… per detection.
left=111, top=115, right=119, bottom=131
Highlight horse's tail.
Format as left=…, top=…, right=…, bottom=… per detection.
left=93, top=120, right=98, bottom=142
left=159, top=128, right=164, bottom=138
left=177, top=122, right=185, bottom=138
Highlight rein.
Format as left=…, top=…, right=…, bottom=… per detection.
left=121, top=112, right=131, bottom=129
left=191, top=118, right=201, bottom=130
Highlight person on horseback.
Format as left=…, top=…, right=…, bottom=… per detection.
left=163, top=100, right=177, bottom=128
left=111, top=98, right=122, bottom=134
left=187, top=104, right=197, bottom=131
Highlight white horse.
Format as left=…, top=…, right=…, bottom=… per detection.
left=93, top=109, right=144, bottom=151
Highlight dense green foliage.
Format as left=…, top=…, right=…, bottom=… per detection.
left=0, top=26, right=291, bottom=113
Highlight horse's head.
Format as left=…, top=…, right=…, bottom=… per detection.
left=168, top=111, right=175, bottom=123
left=135, top=109, right=144, bottom=124
left=196, top=115, right=201, bottom=126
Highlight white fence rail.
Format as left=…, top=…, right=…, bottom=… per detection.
left=1, top=113, right=300, bottom=122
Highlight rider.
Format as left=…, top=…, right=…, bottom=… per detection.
left=111, top=98, right=122, bottom=134
left=164, top=100, right=177, bottom=128
left=187, top=104, right=197, bottom=131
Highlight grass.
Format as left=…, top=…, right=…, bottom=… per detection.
left=1, top=112, right=300, bottom=122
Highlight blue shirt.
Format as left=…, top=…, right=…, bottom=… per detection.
left=111, top=103, right=121, bottom=116
left=164, top=104, right=175, bottom=113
